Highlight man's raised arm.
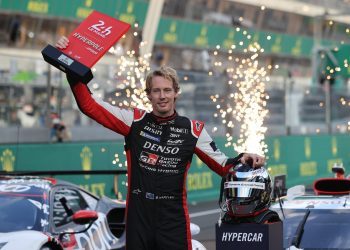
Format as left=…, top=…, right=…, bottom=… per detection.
left=57, top=36, right=133, bottom=136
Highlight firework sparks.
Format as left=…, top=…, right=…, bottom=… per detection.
left=211, top=34, right=269, bottom=156
left=107, top=23, right=152, bottom=111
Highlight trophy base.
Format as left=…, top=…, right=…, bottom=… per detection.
left=41, top=45, right=93, bottom=84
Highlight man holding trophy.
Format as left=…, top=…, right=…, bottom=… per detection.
left=46, top=10, right=265, bottom=250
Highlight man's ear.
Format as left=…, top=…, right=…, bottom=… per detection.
left=147, top=94, right=152, bottom=101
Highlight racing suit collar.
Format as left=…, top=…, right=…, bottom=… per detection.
left=150, top=110, right=177, bottom=124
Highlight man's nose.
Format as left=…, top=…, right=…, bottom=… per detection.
left=159, top=90, right=166, bottom=98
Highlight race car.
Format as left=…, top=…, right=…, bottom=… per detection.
left=270, top=165, right=350, bottom=249
left=0, top=172, right=206, bottom=250
left=0, top=174, right=126, bottom=250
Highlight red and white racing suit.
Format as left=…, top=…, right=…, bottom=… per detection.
left=69, top=81, right=243, bottom=250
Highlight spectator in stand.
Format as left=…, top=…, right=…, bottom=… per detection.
left=50, top=112, right=70, bottom=142
left=17, top=103, right=37, bottom=127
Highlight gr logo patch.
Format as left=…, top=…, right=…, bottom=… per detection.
left=140, top=151, right=159, bottom=165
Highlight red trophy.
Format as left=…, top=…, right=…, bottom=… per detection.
left=42, top=10, right=130, bottom=84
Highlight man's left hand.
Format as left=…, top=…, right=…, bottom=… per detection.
left=240, top=153, right=265, bottom=168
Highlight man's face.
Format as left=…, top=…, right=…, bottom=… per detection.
left=147, top=75, right=178, bottom=117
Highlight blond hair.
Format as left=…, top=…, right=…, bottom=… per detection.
left=145, top=66, right=180, bottom=94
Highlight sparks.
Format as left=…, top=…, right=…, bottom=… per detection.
left=107, top=24, right=152, bottom=111
left=211, top=31, right=269, bottom=156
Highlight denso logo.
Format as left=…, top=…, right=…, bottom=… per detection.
left=88, top=20, right=112, bottom=38
left=143, top=141, right=179, bottom=154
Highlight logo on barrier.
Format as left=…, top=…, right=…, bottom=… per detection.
left=305, top=137, right=311, bottom=159
left=332, top=136, right=338, bottom=156
left=195, top=156, right=204, bottom=169
left=273, top=139, right=280, bottom=162
left=0, top=149, right=15, bottom=172
left=80, top=146, right=93, bottom=179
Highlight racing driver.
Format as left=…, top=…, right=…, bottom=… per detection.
left=56, top=36, right=265, bottom=250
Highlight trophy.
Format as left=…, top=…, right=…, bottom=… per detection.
left=42, top=10, right=130, bottom=84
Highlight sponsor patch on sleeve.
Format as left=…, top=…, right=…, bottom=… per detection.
left=191, top=120, right=204, bottom=138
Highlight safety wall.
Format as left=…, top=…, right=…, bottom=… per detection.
left=0, top=134, right=347, bottom=202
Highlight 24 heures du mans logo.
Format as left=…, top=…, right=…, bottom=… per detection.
left=89, top=20, right=112, bottom=38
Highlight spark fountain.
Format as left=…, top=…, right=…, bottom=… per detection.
left=211, top=31, right=270, bottom=156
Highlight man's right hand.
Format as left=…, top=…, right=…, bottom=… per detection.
left=55, top=36, right=69, bottom=50
left=240, top=153, right=265, bottom=168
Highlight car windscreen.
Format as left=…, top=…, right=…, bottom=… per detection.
left=0, top=184, right=49, bottom=232
left=283, top=209, right=350, bottom=248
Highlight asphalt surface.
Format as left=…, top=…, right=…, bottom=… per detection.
left=188, top=200, right=220, bottom=250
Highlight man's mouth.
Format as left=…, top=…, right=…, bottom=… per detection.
left=158, top=102, right=168, bottom=107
